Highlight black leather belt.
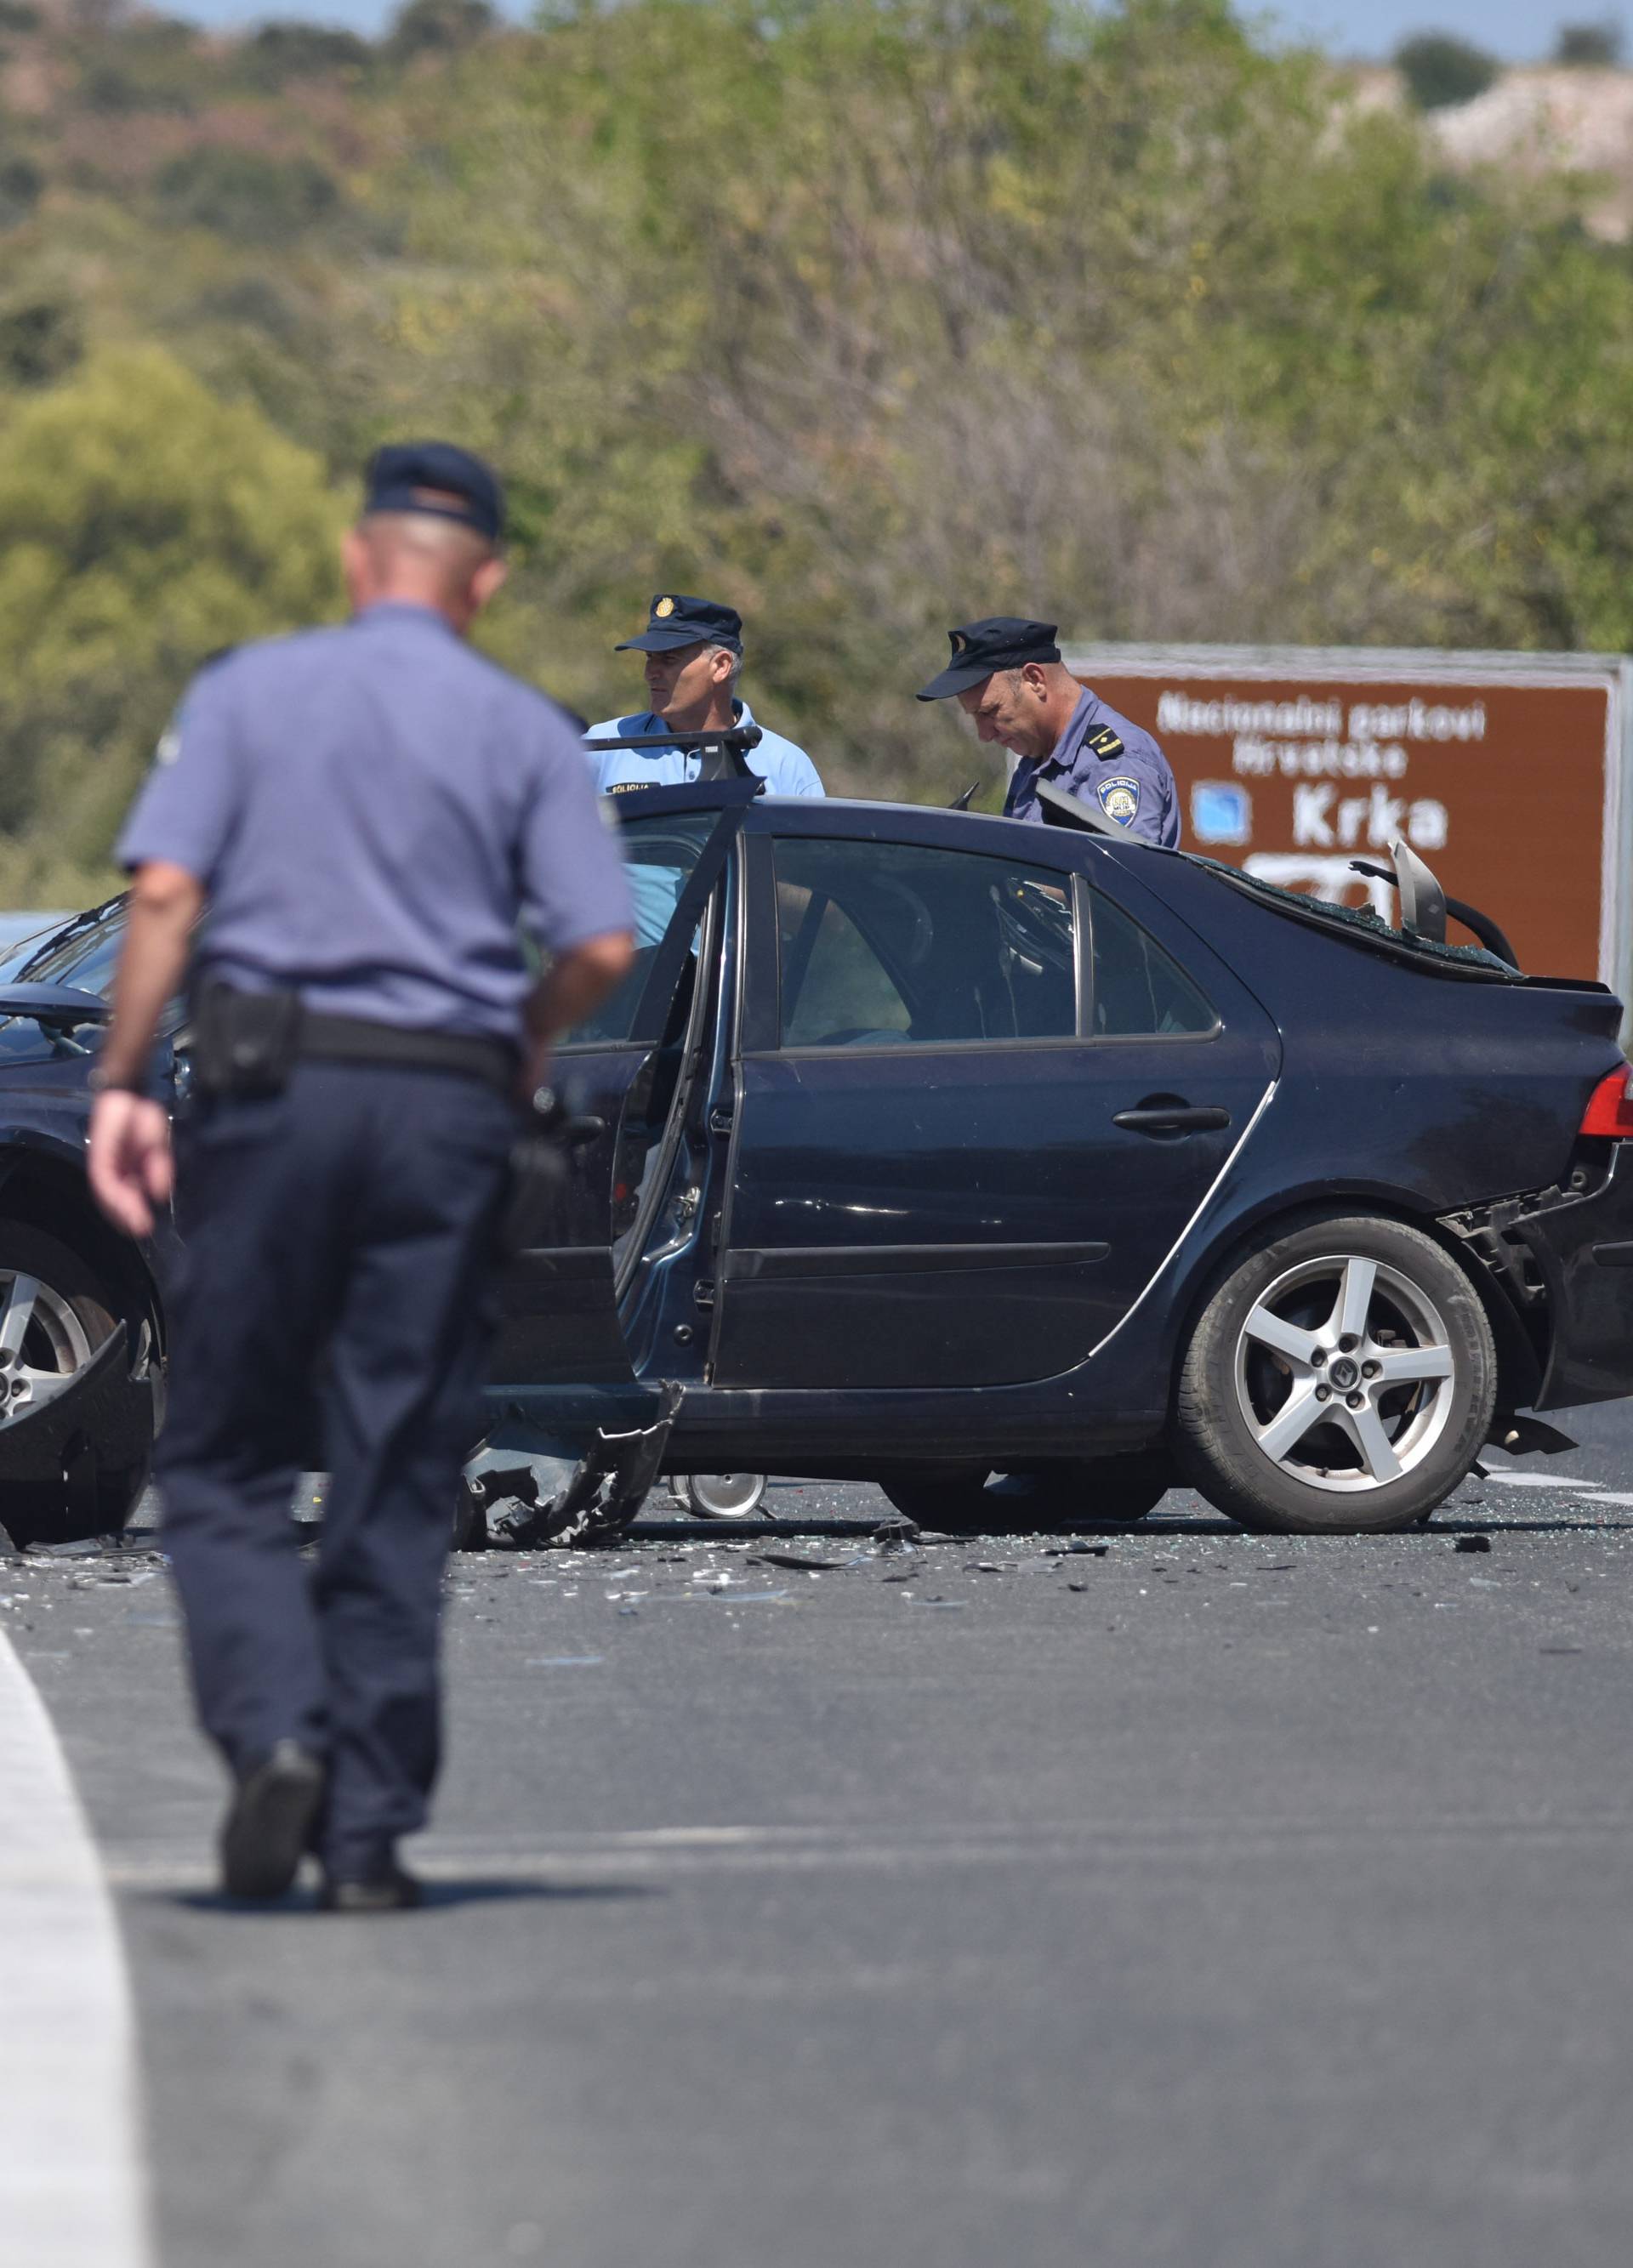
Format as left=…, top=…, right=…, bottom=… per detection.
left=300, top=1012, right=517, bottom=1097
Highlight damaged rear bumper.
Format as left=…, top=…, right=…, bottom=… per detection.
left=1449, top=1145, right=1633, bottom=1413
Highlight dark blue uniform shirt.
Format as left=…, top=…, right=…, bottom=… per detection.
left=1004, top=687, right=1180, bottom=846
left=117, top=602, right=632, bottom=1042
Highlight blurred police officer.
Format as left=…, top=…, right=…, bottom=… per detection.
left=919, top=617, right=1180, bottom=845
left=87, top=443, right=634, bottom=1912
left=588, top=593, right=823, bottom=798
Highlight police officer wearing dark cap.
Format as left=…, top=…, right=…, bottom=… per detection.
left=919, top=617, right=1180, bottom=845
left=87, top=441, right=634, bottom=1912
left=588, top=593, right=823, bottom=799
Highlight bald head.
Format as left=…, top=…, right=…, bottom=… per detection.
left=342, top=499, right=506, bottom=634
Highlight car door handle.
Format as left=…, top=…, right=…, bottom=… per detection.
left=1112, top=1105, right=1232, bottom=1135
left=560, top=1114, right=607, bottom=1145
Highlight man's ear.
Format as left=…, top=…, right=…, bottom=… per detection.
left=711, top=646, right=737, bottom=685
left=340, top=526, right=370, bottom=606
left=1021, top=662, right=1051, bottom=699
left=471, top=555, right=509, bottom=612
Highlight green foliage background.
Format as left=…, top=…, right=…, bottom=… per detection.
left=3, top=0, right=1632, bottom=899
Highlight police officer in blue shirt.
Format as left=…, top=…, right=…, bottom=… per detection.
left=918, top=616, right=1180, bottom=845
left=87, top=442, right=634, bottom=1911
left=588, top=593, right=823, bottom=799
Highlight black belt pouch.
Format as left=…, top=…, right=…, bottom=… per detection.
left=191, top=980, right=304, bottom=1098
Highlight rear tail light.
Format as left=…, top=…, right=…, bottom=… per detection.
left=1580, top=1064, right=1633, bottom=1137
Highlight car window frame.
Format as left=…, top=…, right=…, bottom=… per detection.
left=739, top=827, right=1227, bottom=1059
left=758, top=830, right=1085, bottom=1057
left=1073, top=873, right=1224, bottom=1046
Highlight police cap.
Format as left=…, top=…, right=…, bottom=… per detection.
left=363, top=441, right=505, bottom=544
left=617, top=594, right=743, bottom=654
left=916, top=617, right=1062, bottom=702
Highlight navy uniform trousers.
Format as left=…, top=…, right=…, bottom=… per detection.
left=156, top=1060, right=515, bottom=1877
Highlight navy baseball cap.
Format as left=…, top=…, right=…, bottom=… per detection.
left=617, top=594, right=743, bottom=654
left=363, top=441, right=505, bottom=544
left=916, top=617, right=1062, bottom=701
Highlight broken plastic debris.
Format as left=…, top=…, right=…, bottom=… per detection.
left=749, top=1551, right=847, bottom=1572
left=1454, top=1535, right=1492, bottom=1554
left=873, top=1517, right=920, bottom=1554
left=1067, top=1541, right=1110, bottom=1558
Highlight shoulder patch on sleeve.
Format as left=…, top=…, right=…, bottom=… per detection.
left=1085, top=725, right=1124, bottom=759
left=1096, top=774, right=1142, bottom=827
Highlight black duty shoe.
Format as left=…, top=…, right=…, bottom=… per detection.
left=220, top=1742, right=327, bottom=1900
left=317, top=1861, right=421, bottom=1914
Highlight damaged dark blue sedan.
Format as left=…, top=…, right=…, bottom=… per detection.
left=490, top=779, right=1633, bottom=1538
left=3, top=780, right=1633, bottom=1541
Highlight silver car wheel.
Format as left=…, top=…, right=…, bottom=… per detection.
left=0, top=1270, right=94, bottom=1428
left=681, top=1472, right=768, bottom=1519
left=1233, top=1253, right=1456, bottom=1496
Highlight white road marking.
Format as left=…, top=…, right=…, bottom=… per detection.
left=95, top=1806, right=1633, bottom=1895
left=1482, top=1472, right=1605, bottom=1489
left=0, top=1630, right=152, bottom=2268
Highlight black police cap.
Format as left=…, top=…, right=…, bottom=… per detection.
left=916, top=617, right=1062, bottom=701
left=617, top=594, right=743, bottom=654
left=363, top=441, right=505, bottom=544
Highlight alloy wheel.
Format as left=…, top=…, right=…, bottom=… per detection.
left=1233, top=1253, right=1456, bottom=1495
left=0, top=1270, right=94, bottom=1428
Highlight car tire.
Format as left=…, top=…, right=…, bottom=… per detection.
left=1021, top=1454, right=1174, bottom=1526
left=1174, top=1212, right=1495, bottom=1535
left=0, top=1226, right=152, bottom=1544
left=877, top=1458, right=1165, bottom=1534
left=877, top=1466, right=993, bottom=1530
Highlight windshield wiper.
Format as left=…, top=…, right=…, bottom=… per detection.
left=10, top=894, right=127, bottom=981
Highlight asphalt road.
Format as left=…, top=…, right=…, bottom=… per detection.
left=10, top=1423, right=1633, bottom=2268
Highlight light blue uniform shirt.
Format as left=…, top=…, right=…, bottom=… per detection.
left=584, top=700, right=823, bottom=799
left=585, top=701, right=823, bottom=941
left=117, top=603, right=633, bottom=1041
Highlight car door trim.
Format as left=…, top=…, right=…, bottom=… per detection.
left=724, top=1239, right=1111, bottom=1282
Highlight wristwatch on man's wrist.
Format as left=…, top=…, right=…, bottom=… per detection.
left=88, top=1067, right=147, bottom=1097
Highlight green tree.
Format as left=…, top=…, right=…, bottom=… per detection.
left=0, top=345, right=343, bottom=903
left=0, top=154, right=42, bottom=232
left=231, top=21, right=371, bottom=89
left=1394, top=31, right=1499, bottom=108
left=1553, top=17, right=1623, bottom=62
left=385, top=0, right=495, bottom=60
left=155, top=146, right=344, bottom=245
left=356, top=0, right=1633, bottom=800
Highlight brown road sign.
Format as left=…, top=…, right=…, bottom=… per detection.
left=1065, top=645, right=1632, bottom=992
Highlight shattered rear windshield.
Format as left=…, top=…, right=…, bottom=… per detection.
left=1181, top=855, right=1521, bottom=980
